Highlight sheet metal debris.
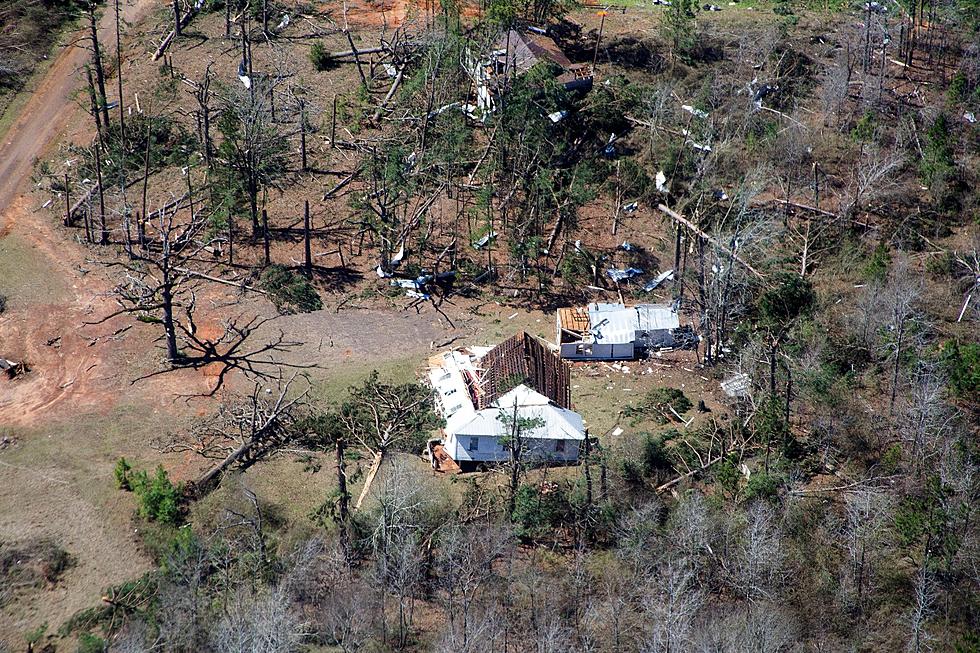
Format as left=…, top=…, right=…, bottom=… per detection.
left=643, top=269, right=675, bottom=291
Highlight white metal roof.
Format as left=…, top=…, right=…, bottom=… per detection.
left=587, top=303, right=679, bottom=344
left=445, top=384, right=585, bottom=441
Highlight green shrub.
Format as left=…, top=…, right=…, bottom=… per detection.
left=920, top=114, right=956, bottom=189
left=926, top=250, right=955, bottom=278
left=851, top=110, right=876, bottom=142
left=113, top=457, right=133, bottom=490
left=745, top=472, right=779, bottom=502
left=863, top=243, right=891, bottom=283
left=713, top=454, right=741, bottom=498
left=640, top=433, right=673, bottom=476
left=131, top=466, right=182, bottom=525
left=310, top=41, right=334, bottom=71
left=77, top=632, right=105, bottom=653
left=630, top=388, right=693, bottom=424
left=511, top=483, right=567, bottom=540
left=757, top=272, right=815, bottom=325
left=941, top=340, right=980, bottom=401
left=260, top=264, right=323, bottom=314
left=879, top=443, right=903, bottom=474
left=621, top=458, right=645, bottom=487
left=948, top=71, right=969, bottom=104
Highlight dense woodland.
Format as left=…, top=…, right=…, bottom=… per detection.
left=2, top=0, right=980, bottom=650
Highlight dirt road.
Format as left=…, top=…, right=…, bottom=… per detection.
left=0, top=0, right=155, bottom=223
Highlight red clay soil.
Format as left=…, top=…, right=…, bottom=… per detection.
left=340, top=0, right=482, bottom=28
left=0, top=0, right=206, bottom=427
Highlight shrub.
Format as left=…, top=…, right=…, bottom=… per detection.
left=511, top=483, right=567, bottom=540
left=744, top=472, right=779, bottom=502
left=310, top=41, right=334, bottom=71
left=77, top=632, right=105, bottom=653
left=926, top=250, right=955, bottom=278
left=0, top=293, right=7, bottom=314
left=630, top=388, right=693, bottom=424
left=260, top=264, right=323, bottom=314
left=640, top=433, right=673, bottom=476
left=863, top=243, right=891, bottom=283
left=113, top=457, right=133, bottom=490
left=758, top=272, right=816, bottom=325
left=941, top=340, right=980, bottom=401
left=131, top=465, right=182, bottom=525
left=920, top=114, right=956, bottom=189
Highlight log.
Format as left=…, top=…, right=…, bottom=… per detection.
left=172, top=266, right=268, bottom=295
left=68, top=183, right=99, bottom=219
left=329, top=46, right=387, bottom=58
left=657, top=204, right=764, bottom=279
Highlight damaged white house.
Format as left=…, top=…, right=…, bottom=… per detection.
left=425, top=333, right=586, bottom=470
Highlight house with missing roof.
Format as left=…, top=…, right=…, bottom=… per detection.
left=466, top=28, right=594, bottom=115
left=425, top=332, right=586, bottom=471
left=556, top=302, right=683, bottom=361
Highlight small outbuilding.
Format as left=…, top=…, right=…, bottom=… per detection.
left=556, top=302, right=681, bottom=361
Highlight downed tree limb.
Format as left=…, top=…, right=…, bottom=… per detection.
left=343, top=30, right=369, bottom=87
left=68, top=183, right=99, bottom=219
left=769, top=198, right=838, bottom=218
left=329, top=45, right=387, bottom=58
left=322, top=168, right=360, bottom=200
left=656, top=455, right=724, bottom=493
left=657, top=204, right=764, bottom=279
left=172, top=266, right=269, bottom=295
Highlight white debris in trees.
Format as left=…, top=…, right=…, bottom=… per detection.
left=721, top=372, right=751, bottom=398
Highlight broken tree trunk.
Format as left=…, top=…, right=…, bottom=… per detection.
left=152, top=4, right=200, bottom=60
left=303, top=200, right=313, bottom=278
left=342, top=30, right=369, bottom=87
left=657, top=204, right=763, bottom=279
left=354, top=451, right=383, bottom=510
left=371, top=66, right=404, bottom=121
left=655, top=455, right=724, bottom=493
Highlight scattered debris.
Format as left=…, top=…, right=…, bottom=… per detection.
left=557, top=302, right=686, bottom=360
left=622, top=201, right=639, bottom=213
left=472, top=231, right=497, bottom=249
left=721, top=372, right=751, bottom=398
left=237, top=61, right=251, bottom=89
left=965, top=112, right=977, bottom=124
left=0, top=358, right=30, bottom=379
left=606, top=267, right=643, bottom=282
left=712, top=189, right=729, bottom=201
left=643, top=269, right=675, bottom=291
left=681, top=104, right=710, bottom=118
left=548, top=110, right=569, bottom=123
left=656, top=170, right=670, bottom=193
